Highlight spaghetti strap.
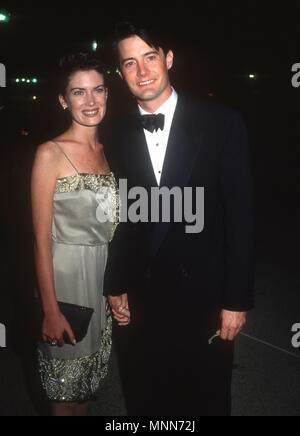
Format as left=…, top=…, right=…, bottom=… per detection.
left=52, top=141, right=79, bottom=174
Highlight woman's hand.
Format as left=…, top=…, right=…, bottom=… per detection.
left=42, top=311, right=76, bottom=346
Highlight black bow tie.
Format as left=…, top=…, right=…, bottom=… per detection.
left=140, top=113, right=165, bottom=133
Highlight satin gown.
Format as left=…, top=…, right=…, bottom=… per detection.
left=37, top=142, right=119, bottom=402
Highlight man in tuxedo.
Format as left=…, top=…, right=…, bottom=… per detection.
left=104, top=21, right=255, bottom=416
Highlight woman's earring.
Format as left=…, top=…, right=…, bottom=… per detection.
left=63, top=105, right=67, bottom=110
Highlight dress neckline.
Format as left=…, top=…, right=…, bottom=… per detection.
left=56, top=172, right=113, bottom=182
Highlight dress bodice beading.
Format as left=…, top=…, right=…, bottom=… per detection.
left=52, top=173, right=119, bottom=246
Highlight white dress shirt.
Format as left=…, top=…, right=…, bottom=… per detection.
left=138, top=87, right=178, bottom=185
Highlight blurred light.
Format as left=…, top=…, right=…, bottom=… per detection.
left=92, top=41, right=98, bottom=52
left=106, top=70, right=111, bottom=75
left=249, top=74, right=257, bottom=79
left=16, top=77, right=38, bottom=85
left=21, top=130, right=29, bottom=136
left=115, top=69, right=120, bottom=74
left=0, top=10, right=11, bottom=23
left=32, top=96, right=37, bottom=100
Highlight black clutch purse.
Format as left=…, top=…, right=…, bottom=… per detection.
left=34, top=299, right=94, bottom=345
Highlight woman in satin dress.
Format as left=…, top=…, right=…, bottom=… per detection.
left=31, top=53, right=130, bottom=416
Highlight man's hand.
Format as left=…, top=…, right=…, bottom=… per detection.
left=108, top=293, right=131, bottom=326
left=216, top=310, right=247, bottom=341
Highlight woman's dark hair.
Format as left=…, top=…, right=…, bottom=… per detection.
left=113, top=21, right=171, bottom=65
left=57, top=52, right=107, bottom=97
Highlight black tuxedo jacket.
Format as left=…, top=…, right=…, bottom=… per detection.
left=104, top=95, right=255, bottom=314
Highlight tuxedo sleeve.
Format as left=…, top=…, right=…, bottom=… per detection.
left=103, top=222, right=133, bottom=297
left=220, top=112, right=255, bottom=311
left=103, top=130, right=134, bottom=297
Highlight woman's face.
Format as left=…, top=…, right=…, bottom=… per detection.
left=59, top=69, right=108, bottom=127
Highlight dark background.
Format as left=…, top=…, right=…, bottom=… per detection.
left=0, top=1, right=300, bottom=416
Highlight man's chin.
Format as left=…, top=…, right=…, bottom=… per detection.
left=135, top=89, right=159, bottom=102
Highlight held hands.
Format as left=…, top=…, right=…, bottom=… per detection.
left=216, top=310, right=247, bottom=341
left=108, top=293, right=131, bottom=326
left=42, top=311, right=76, bottom=347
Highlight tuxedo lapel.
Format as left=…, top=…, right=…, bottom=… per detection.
left=151, top=97, right=204, bottom=257
left=125, top=114, right=158, bottom=188
left=160, top=100, right=202, bottom=189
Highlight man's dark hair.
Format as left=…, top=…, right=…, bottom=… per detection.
left=56, top=52, right=107, bottom=97
left=113, top=20, right=171, bottom=65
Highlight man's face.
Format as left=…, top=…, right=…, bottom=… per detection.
left=118, top=35, right=173, bottom=108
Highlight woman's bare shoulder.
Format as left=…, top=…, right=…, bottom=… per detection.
left=32, top=141, right=64, bottom=181
left=34, top=140, right=61, bottom=163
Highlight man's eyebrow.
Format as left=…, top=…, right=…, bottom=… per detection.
left=121, top=50, right=159, bottom=66
left=143, top=50, right=159, bottom=57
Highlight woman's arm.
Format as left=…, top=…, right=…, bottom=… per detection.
left=31, top=142, right=75, bottom=346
